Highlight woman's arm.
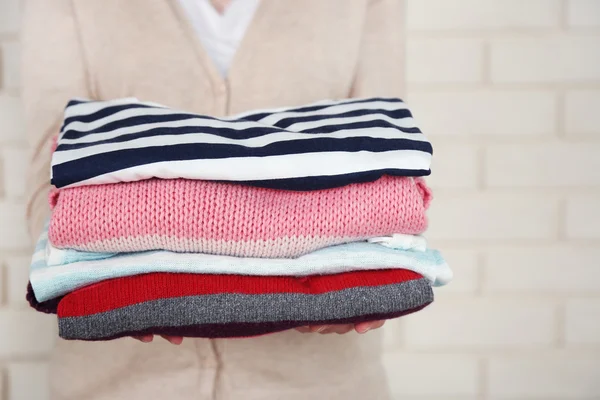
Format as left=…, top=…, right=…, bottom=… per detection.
left=21, top=0, right=91, bottom=239
left=350, top=0, right=406, bottom=98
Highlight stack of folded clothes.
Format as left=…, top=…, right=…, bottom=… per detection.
left=27, top=97, right=452, bottom=340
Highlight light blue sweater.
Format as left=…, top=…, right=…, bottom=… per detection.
left=30, top=227, right=451, bottom=302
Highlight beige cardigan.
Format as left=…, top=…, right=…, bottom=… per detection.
left=21, top=0, right=406, bottom=239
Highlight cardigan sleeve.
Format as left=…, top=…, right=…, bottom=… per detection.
left=21, top=0, right=91, bottom=240
left=349, top=0, right=406, bottom=98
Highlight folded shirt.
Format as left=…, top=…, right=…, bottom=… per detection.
left=56, top=270, right=434, bottom=340
left=30, top=226, right=451, bottom=302
left=52, top=97, right=433, bottom=190
left=26, top=282, right=61, bottom=314
left=25, top=235, right=433, bottom=314
left=48, top=175, right=432, bottom=257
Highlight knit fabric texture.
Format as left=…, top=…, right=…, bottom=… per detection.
left=26, top=282, right=61, bottom=314
left=52, top=97, right=433, bottom=190
left=56, top=270, right=434, bottom=340
left=31, top=224, right=450, bottom=302
left=48, top=175, right=431, bottom=257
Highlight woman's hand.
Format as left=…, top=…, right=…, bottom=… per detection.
left=295, top=320, right=385, bottom=334
left=133, top=320, right=385, bottom=344
left=133, top=335, right=183, bottom=345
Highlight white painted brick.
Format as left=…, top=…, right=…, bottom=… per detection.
left=382, top=318, right=403, bottom=350
left=488, top=356, right=600, bottom=398
left=491, top=36, right=600, bottom=83
left=568, top=0, right=600, bottom=27
left=426, top=145, right=479, bottom=189
left=408, top=91, right=556, bottom=137
left=0, top=202, right=30, bottom=250
left=427, top=193, right=558, bottom=241
left=566, top=90, right=600, bottom=135
left=566, top=299, right=600, bottom=345
left=1, top=42, right=20, bottom=90
left=1, top=147, right=28, bottom=199
left=5, top=257, right=31, bottom=307
left=407, top=0, right=561, bottom=30
left=0, top=95, right=25, bottom=143
left=484, top=247, right=600, bottom=294
left=404, top=299, right=556, bottom=348
left=486, top=143, right=600, bottom=187
left=0, top=0, right=20, bottom=35
left=566, top=195, right=600, bottom=239
left=0, top=310, right=55, bottom=357
left=8, top=362, right=49, bottom=400
left=435, top=249, right=479, bottom=294
left=407, top=39, right=484, bottom=84
left=0, top=264, right=4, bottom=306
left=383, top=353, right=479, bottom=397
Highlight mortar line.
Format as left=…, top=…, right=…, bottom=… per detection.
left=557, top=197, right=568, bottom=241
left=556, top=89, right=567, bottom=138
left=560, top=0, right=569, bottom=30
left=478, top=357, right=489, bottom=400
left=482, top=39, right=492, bottom=85
left=476, top=251, right=485, bottom=297
left=0, top=365, right=7, bottom=400
left=477, top=145, right=486, bottom=190
left=556, top=301, right=567, bottom=348
left=0, top=263, right=6, bottom=306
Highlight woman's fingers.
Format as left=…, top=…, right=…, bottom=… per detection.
left=132, top=335, right=183, bottom=344
left=309, top=325, right=329, bottom=333
left=296, top=321, right=387, bottom=334
left=132, top=335, right=154, bottom=343
left=294, top=326, right=313, bottom=333
left=354, top=320, right=385, bottom=334
left=308, top=324, right=354, bottom=334
left=160, top=335, right=184, bottom=345
left=326, top=324, right=355, bottom=334
left=135, top=322, right=388, bottom=339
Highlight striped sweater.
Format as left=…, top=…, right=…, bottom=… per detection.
left=52, top=97, right=433, bottom=190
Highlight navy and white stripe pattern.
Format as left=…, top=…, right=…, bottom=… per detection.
left=52, top=97, right=433, bottom=190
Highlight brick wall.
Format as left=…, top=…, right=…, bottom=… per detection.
left=1, top=0, right=599, bottom=399
left=1, top=0, right=55, bottom=399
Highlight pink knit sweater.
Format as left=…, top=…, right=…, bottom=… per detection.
left=48, top=176, right=431, bottom=258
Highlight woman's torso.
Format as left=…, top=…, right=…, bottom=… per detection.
left=73, top=0, right=369, bottom=115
